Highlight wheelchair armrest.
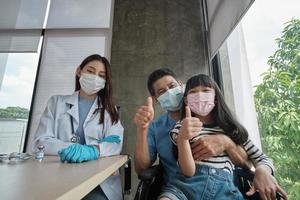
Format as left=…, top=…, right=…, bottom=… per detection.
left=138, top=165, right=163, bottom=181
left=234, top=167, right=255, bottom=181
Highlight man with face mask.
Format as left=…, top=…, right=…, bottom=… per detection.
left=133, top=68, right=251, bottom=187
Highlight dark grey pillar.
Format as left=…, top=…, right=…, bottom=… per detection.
left=110, top=0, right=208, bottom=198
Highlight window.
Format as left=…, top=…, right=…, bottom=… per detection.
left=0, top=0, right=114, bottom=153
left=217, top=1, right=300, bottom=199
left=0, top=51, right=40, bottom=153
left=241, top=1, right=300, bottom=199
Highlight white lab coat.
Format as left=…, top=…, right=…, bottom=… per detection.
left=33, top=91, right=124, bottom=200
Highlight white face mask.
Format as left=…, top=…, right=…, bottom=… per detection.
left=79, top=73, right=106, bottom=95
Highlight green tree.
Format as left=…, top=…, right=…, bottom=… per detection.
left=254, top=18, right=300, bottom=199
left=0, top=106, right=29, bottom=119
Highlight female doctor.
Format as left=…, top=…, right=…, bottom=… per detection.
left=33, top=54, right=124, bottom=200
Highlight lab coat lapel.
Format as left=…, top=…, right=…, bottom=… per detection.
left=66, top=92, right=79, bottom=133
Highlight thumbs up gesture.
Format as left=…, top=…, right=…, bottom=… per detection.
left=133, top=97, right=154, bottom=129
left=179, top=106, right=203, bottom=140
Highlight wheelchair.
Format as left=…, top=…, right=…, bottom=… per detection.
left=134, top=164, right=285, bottom=200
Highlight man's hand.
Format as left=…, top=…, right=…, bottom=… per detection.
left=133, top=97, right=154, bottom=130
left=246, top=165, right=288, bottom=200
left=191, top=134, right=251, bottom=168
left=133, top=97, right=154, bottom=173
left=191, top=134, right=227, bottom=161
left=179, top=106, right=202, bottom=141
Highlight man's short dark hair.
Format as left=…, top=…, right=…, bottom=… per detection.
left=147, top=68, right=177, bottom=96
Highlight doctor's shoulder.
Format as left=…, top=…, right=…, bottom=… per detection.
left=46, top=94, right=71, bottom=104
left=44, top=94, right=74, bottom=111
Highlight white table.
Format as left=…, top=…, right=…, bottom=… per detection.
left=0, top=155, right=128, bottom=200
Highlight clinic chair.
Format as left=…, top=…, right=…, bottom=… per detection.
left=134, top=164, right=285, bottom=200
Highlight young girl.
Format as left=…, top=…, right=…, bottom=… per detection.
left=33, top=54, right=123, bottom=200
left=159, top=74, right=275, bottom=200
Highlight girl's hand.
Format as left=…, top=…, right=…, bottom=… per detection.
left=179, top=106, right=203, bottom=140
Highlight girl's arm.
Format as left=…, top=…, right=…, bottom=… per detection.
left=177, top=135, right=196, bottom=177
left=171, top=106, right=202, bottom=177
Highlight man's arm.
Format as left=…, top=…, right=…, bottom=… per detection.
left=134, top=127, right=152, bottom=173
left=243, top=139, right=288, bottom=200
left=191, top=134, right=251, bottom=169
left=133, top=97, right=155, bottom=174
left=223, top=136, right=252, bottom=169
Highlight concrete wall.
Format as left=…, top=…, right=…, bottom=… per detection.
left=110, top=0, right=209, bottom=198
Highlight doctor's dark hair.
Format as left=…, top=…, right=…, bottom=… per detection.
left=75, top=54, right=119, bottom=125
left=181, top=74, right=248, bottom=145
left=147, top=68, right=177, bottom=96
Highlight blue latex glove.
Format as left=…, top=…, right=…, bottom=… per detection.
left=96, top=135, right=121, bottom=144
left=58, top=144, right=99, bottom=163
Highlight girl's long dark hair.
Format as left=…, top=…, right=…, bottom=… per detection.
left=181, top=74, right=248, bottom=145
left=75, top=54, right=119, bottom=125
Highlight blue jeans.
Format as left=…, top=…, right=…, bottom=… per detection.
left=160, top=165, right=244, bottom=200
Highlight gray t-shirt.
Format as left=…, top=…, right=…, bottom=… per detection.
left=76, top=96, right=95, bottom=144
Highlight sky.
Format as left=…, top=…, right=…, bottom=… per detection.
left=242, top=0, right=300, bottom=87
left=0, top=0, right=300, bottom=109
left=0, top=53, right=39, bottom=109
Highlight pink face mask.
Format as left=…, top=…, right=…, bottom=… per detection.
left=187, top=92, right=215, bottom=116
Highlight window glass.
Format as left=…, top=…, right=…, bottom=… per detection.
left=242, top=1, right=300, bottom=199
left=0, top=51, right=40, bottom=153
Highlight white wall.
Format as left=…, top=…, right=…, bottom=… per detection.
left=0, top=54, right=8, bottom=91
left=224, top=24, right=261, bottom=148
